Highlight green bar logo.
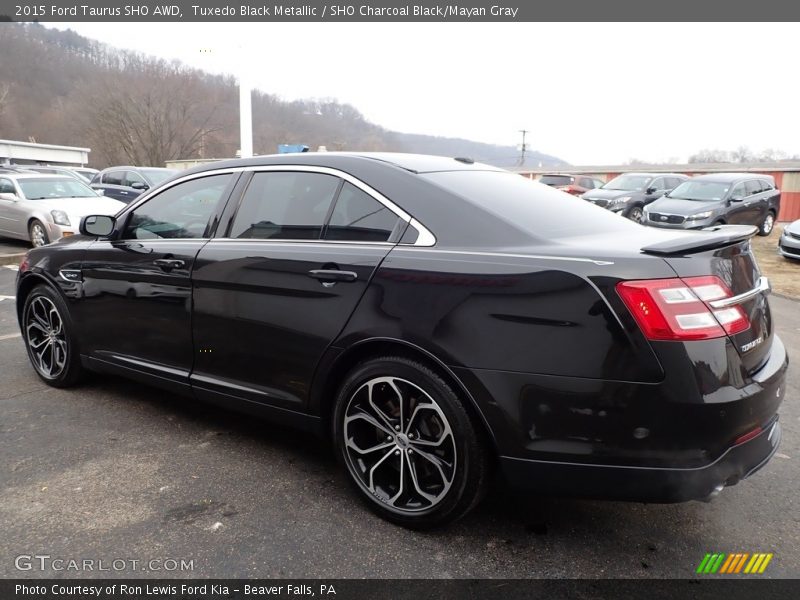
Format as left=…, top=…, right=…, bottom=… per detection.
left=696, top=552, right=773, bottom=574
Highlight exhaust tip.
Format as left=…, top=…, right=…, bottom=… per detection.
left=699, top=484, right=725, bottom=503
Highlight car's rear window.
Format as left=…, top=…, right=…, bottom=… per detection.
left=539, top=175, right=573, bottom=186
left=422, top=170, right=633, bottom=239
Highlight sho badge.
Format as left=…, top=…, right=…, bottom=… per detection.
left=741, top=336, right=764, bottom=353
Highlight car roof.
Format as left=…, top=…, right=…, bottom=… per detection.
left=3, top=173, right=78, bottom=180
left=690, top=172, right=774, bottom=183
left=617, top=172, right=688, bottom=178
left=99, top=166, right=174, bottom=171
left=181, top=152, right=502, bottom=176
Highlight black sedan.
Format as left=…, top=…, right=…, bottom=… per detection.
left=15, top=153, right=787, bottom=528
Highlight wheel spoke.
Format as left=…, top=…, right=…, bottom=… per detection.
left=410, top=430, right=452, bottom=448
left=345, top=409, right=394, bottom=437
left=367, top=380, right=398, bottom=432
left=346, top=438, right=394, bottom=456
left=407, top=455, right=438, bottom=504
left=411, top=446, right=453, bottom=491
left=367, top=447, right=396, bottom=492
left=388, top=451, right=406, bottom=506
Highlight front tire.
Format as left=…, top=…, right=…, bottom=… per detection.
left=758, top=211, right=776, bottom=236
left=29, top=219, right=50, bottom=247
left=22, top=284, right=83, bottom=387
left=332, top=356, right=490, bottom=529
left=626, top=205, right=644, bottom=223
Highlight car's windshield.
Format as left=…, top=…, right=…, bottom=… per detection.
left=141, top=169, right=177, bottom=186
left=601, top=174, right=652, bottom=191
left=17, top=177, right=96, bottom=200
left=667, top=181, right=731, bottom=201
left=539, top=175, right=573, bottom=186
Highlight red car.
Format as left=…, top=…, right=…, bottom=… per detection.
left=539, top=173, right=605, bottom=195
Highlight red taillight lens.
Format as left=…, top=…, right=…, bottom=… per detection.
left=734, top=426, right=763, bottom=446
left=616, top=276, right=750, bottom=341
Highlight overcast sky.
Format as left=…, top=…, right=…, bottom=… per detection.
left=52, top=22, right=800, bottom=165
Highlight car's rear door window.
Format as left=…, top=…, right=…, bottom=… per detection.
left=324, top=182, right=402, bottom=242
left=745, top=180, right=762, bottom=196
left=103, top=171, right=125, bottom=185
left=230, top=171, right=340, bottom=240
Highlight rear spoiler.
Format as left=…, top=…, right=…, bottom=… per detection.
left=641, top=225, right=758, bottom=256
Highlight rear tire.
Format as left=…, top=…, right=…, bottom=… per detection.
left=332, top=356, right=490, bottom=529
left=21, top=284, right=83, bottom=387
left=758, top=211, right=776, bottom=236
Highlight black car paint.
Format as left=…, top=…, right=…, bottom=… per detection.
left=16, top=153, right=787, bottom=503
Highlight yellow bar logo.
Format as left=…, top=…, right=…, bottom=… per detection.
left=696, top=552, right=773, bottom=574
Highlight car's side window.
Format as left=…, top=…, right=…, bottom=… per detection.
left=0, top=178, right=15, bottom=194
left=649, top=178, right=665, bottom=191
left=325, top=182, right=402, bottom=243
left=103, top=171, right=125, bottom=186
left=122, top=173, right=233, bottom=240
left=745, top=180, right=762, bottom=196
left=230, top=171, right=340, bottom=240
left=761, top=179, right=773, bottom=191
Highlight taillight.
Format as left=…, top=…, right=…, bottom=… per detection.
left=616, top=276, right=750, bottom=341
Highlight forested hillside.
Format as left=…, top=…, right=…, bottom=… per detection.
left=0, top=23, right=565, bottom=169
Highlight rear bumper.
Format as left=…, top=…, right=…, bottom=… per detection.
left=500, top=417, right=781, bottom=502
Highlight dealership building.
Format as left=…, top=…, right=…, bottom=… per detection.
left=518, top=162, right=800, bottom=222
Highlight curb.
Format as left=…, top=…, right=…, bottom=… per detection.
left=0, top=252, right=25, bottom=266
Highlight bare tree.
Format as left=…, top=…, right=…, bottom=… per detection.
left=0, top=82, right=10, bottom=118
left=85, top=68, right=222, bottom=166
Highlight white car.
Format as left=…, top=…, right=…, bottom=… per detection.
left=0, top=173, right=124, bottom=247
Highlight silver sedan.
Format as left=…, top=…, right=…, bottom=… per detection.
left=778, top=219, right=800, bottom=260
left=0, top=173, right=124, bottom=247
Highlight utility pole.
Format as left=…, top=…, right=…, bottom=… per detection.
left=518, top=129, right=528, bottom=166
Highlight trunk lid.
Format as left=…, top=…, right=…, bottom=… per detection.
left=643, top=226, right=772, bottom=375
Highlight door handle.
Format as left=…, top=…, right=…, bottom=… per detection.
left=308, top=269, right=357, bottom=283
left=153, top=258, right=185, bottom=270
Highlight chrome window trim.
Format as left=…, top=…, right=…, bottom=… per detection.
left=392, top=247, right=614, bottom=266
left=207, top=239, right=394, bottom=248
left=124, top=164, right=436, bottom=247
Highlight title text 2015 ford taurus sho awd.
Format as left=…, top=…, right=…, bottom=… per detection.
left=15, top=153, right=788, bottom=528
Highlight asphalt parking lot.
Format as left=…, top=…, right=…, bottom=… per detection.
left=0, top=265, right=798, bottom=579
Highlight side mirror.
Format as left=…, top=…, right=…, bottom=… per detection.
left=0, top=192, right=17, bottom=201
left=130, top=181, right=149, bottom=191
left=80, top=215, right=116, bottom=237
